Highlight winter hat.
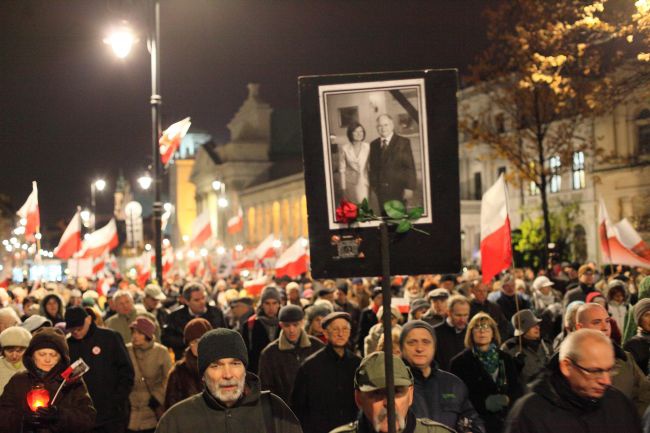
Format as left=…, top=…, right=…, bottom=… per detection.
left=129, top=317, right=156, bottom=340
left=322, top=312, right=351, bottom=329
left=512, top=309, right=542, bottom=336
left=286, top=282, right=301, bottom=293
left=306, top=304, right=332, bottom=324
left=198, top=328, right=248, bottom=376
left=399, top=320, right=435, bottom=348
left=376, top=306, right=402, bottom=323
left=586, top=292, right=606, bottom=304
left=410, top=298, right=429, bottom=315
left=20, top=315, right=53, bottom=333
left=278, top=305, right=304, bottom=323
left=260, top=286, right=282, bottom=304
left=0, top=326, right=32, bottom=348
left=65, top=306, right=89, bottom=329
left=336, top=280, right=349, bottom=295
left=634, top=298, right=650, bottom=326
left=532, top=276, right=554, bottom=292
left=184, top=318, right=213, bottom=344
left=25, top=327, right=70, bottom=367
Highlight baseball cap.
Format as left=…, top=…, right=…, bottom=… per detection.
left=426, top=288, right=450, bottom=301
left=532, top=276, right=554, bottom=291
left=354, top=352, right=414, bottom=392
left=144, top=284, right=167, bottom=301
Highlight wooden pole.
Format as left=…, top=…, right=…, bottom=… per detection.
left=379, top=222, right=396, bottom=433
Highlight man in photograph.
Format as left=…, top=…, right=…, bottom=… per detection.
left=368, top=113, right=417, bottom=212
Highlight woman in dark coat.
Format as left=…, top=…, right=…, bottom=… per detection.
left=450, top=312, right=522, bottom=433
left=0, top=327, right=96, bottom=433
left=40, top=294, right=65, bottom=326
left=164, top=318, right=212, bottom=410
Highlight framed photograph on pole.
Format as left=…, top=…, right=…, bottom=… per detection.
left=299, top=69, right=461, bottom=278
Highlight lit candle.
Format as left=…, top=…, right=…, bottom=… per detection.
left=26, top=386, right=50, bottom=412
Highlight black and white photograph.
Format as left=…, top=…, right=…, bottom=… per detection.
left=319, top=79, right=432, bottom=229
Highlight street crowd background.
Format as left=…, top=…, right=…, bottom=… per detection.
left=0, top=261, right=648, bottom=432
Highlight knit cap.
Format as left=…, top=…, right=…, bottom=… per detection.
left=278, top=305, right=304, bottom=323
left=399, top=320, right=435, bottom=348
left=129, top=317, right=156, bottom=340
left=634, top=298, right=650, bottom=326
left=260, top=286, right=282, bottom=304
left=0, top=326, right=32, bottom=348
left=198, top=328, right=248, bottom=376
left=184, top=318, right=213, bottom=344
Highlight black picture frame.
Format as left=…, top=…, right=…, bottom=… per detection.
left=299, top=69, right=461, bottom=278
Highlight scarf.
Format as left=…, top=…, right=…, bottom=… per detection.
left=474, top=343, right=500, bottom=376
left=533, top=290, right=557, bottom=310
left=257, top=314, right=279, bottom=342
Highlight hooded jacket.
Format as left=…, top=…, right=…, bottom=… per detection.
left=623, top=276, right=650, bottom=344
left=258, top=330, right=324, bottom=403
left=0, top=328, right=96, bottom=433
left=155, top=373, right=302, bottom=433
left=504, top=356, right=642, bottom=433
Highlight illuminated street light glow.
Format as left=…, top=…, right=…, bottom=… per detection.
left=34, top=233, right=42, bottom=240
left=235, top=244, right=243, bottom=252
left=138, top=174, right=153, bottom=190
left=300, top=238, right=309, bottom=248
left=10, top=237, right=18, bottom=245
left=241, top=269, right=250, bottom=278
left=175, top=251, right=184, bottom=260
left=21, top=244, right=28, bottom=250
left=84, top=233, right=91, bottom=240
left=95, top=178, right=106, bottom=191
left=104, top=25, right=136, bottom=59
left=163, top=203, right=173, bottom=212
left=200, top=248, right=208, bottom=257
left=13, top=227, right=25, bottom=235
left=216, top=246, right=226, bottom=255
left=145, top=243, right=152, bottom=251
left=211, top=180, right=222, bottom=191
left=272, top=239, right=282, bottom=249
left=1, top=240, right=7, bottom=246
left=162, top=238, right=170, bottom=247
left=80, top=210, right=91, bottom=222
left=5, top=245, right=12, bottom=252
left=187, top=250, right=196, bottom=259
left=19, top=218, right=27, bottom=226
left=182, top=235, right=190, bottom=243
left=218, top=197, right=229, bottom=208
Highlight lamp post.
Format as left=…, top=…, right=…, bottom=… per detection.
left=106, top=0, right=163, bottom=285
left=90, top=178, right=106, bottom=232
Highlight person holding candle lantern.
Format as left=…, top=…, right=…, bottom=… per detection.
left=0, top=327, right=96, bottom=432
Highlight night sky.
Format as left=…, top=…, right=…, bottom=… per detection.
left=1, top=0, right=492, bottom=230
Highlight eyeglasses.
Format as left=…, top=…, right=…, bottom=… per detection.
left=473, top=323, right=492, bottom=331
left=568, top=358, right=619, bottom=378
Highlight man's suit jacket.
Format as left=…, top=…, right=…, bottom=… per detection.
left=368, top=133, right=417, bottom=207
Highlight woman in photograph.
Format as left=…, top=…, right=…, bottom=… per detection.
left=338, top=121, right=370, bottom=203
left=450, top=312, right=521, bottom=433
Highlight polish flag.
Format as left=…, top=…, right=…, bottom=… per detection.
left=480, top=174, right=512, bottom=284
left=392, top=297, right=410, bottom=314
left=162, top=247, right=174, bottom=278
left=136, top=251, right=153, bottom=288
left=190, top=210, right=212, bottom=248
left=92, top=256, right=106, bottom=275
left=255, top=234, right=276, bottom=260
left=16, top=181, right=40, bottom=242
left=159, top=117, right=191, bottom=166
left=614, top=218, right=650, bottom=261
left=599, top=199, right=650, bottom=268
left=186, top=251, right=200, bottom=276
left=54, top=211, right=82, bottom=259
left=78, top=219, right=119, bottom=259
left=275, top=238, right=309, bottom=278
left=244, top=275, right=269, bottom=296
left=235, top=250, right=256, bottom=270
left=227, top=207, right=244, bottom=234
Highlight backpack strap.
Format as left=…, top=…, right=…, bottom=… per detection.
left=260, top=390, right=276, bottom=433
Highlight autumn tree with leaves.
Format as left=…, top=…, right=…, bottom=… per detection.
left=462, top=0, right=645, bottom=267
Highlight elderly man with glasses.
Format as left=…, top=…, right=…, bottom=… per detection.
left=505, top=328, right=641, bottom=433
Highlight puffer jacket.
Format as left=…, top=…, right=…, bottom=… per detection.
left=155, top=373, right=302, bottom=433
left=126, top=340, right=172, bottom=431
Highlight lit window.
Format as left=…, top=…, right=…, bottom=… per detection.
left=549, top=156, right=561, bottom=193
left=572, top=151, right=586, bottom=190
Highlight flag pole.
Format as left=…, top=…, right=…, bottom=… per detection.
left=379, top=222, right=396, bottom=433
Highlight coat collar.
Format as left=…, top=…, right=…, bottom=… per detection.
left=278, top=329, right=311, bottom=351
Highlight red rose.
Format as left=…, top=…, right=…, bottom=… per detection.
left=335, top=200, right=358, bottom=224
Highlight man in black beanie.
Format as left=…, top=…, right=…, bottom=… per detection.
left=258, top=305, right=323, bottom=403
left=242, top=286, right=282, bottom=374
left=156, top=328, right=302, bottom=433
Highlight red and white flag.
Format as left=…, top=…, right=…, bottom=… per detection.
left=255, top=234, right=276, bottom=260
left=136, top=251, right=153, bottom=288
left=190, top=210, right=212, bottom=248
left=78, top=219, right=119, bottom=259
left=243, top=275, right=269, bottom=296
left=159, top=117, right=191, bottom=166
left=162, top=247, right=174, bottom=278
left=614, top=218, right=650, bottom=261
left=275, top=238, right=309, bottom=278
left=480, top=174, right=512, bottom=284
left=17, top=181, right=40, bottom=242
left=235, top=249, right=256, bottom=270
left=54, top=211, right=82, bottom=259
left=227, top=207, right=244, bottom=234
left=599, top=199, right=650, bottom=268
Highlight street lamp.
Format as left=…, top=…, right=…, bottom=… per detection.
left=105, top=0, right=164, bottom=285
left=138, top=173, right=153, bottom=190
left=90, top=178, right=106, bottom=232
left=104, top=23, right=137, bottom=59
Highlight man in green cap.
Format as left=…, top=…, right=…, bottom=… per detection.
left=330, top=351, right=455, bottom=433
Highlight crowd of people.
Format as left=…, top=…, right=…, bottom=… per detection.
left=0, top=262, right=648, bottom=433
